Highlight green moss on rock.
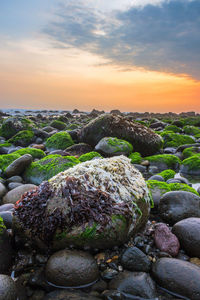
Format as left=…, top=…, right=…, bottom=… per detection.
left=168, top=182, right=199, bottom=196
left=182, top=147, right=200, bottom=159
left=13, top=147, right=46, bottom=159
left=24, top=154, right=79, bottom=185
left=79, top=151, right=102, bottom=162
left=1, top=117, right=34, bottom=139
left=0, top=217, right=6, bottom=234
left=0, top=142, right=11, bottom=149
left=180, top=154, right=200, bottom=174
left=129, top=152, right=142, bottom=164
left=0, top=153, right=21, bottom=172
left=145, top=154, right=181, bottom=170
left=8, top=130, right=34, bottom=146
left=183, top=125, right=200, bottom=136
left=45, top=132, right=74, bottom=151
left=95, top=137, right=133, bottom=156
left=147, top=180, right=171, bottom=195
left=50, top=120, right=66, bottom=130
left=160, top=131, right=195, bottom=147
left=165, top=125, right=182, bottom=133
left=157, top=169, right=176, bottom=181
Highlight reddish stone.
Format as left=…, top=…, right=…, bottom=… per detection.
left=154, top=223, right=180, bottom=257
left=32, top=144, right=45, bottom=150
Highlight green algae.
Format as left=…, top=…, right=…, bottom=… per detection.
left=0, top=153, right=21, bottom=172
left=181, top=155, right=200, bottom=172
left=168, top=182, right=199, bottom=196
left=8, top=130, right=34, bottom=146
left=157, top=169, right=176, bottom=180
left=79, top=151, right=102, bottom=162
left=183, top=125, right=200, bottom=136
left=13, top=147, right=46, bottom=159
left=160, top=131, right=195, bottom=147
left=106, top=137, right=133, bottom=153
left=165, top=125, right=182, bottom=133
left=145, top=154, right=181, bottom=169
left=182, top=147, right=200, bottom=159
left=129, top=152, right=142, bottom=164
left=45, top=132, right=74, bottom=151
left=50, top=120, right=66, bottom=130
left=0, top=217, right=6, bottom=235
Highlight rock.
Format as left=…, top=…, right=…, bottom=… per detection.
left=121, top=247, right=151, bottom=272
left=6, top=176, right=23, bottom=184
left=147, top=180, right=170, bottom=208
left=45, top=249, right=99, bottom=287
left=148, top=175, right=164, bottom=182
left=172, top=217, right=200, bottom=258
left=180, top=155, right=200, bottom=175
left=109, top=271, right=157, bottom=299
left=0, top=275, right=17, bottom=300
left=45, top=132, right=74, bottom=151
left=3, top=184, right=37, bottom=204
left=0, top=183, right=7, bottom=198
left=0, top=211, right=13, bottom=228
left=43, top=290, right=100, bottom=300
left=158, top=191, right=200, bottom=224
left=144, top=154, right=180, bottom=171
left=4, top=154, right=32, bottom=178
left=154, top=223, right=180, bottom=257
left=95, top=137, right=133, bottom=157
left=8, top=182, right=23, bottom=190
left=13, top=156, right=151, bottom=250
left=152, top=258, right=200, bottom=300
left=23, top=155, right=79, bottom=185
left=0, top=204, right=14, bottom=212
left=78, top=114, right=163, bottom=156
left=65, top=143, right=93, bottom=156
left=0, top=229, right=13, bottom=274
left=190, top=257, right=200, bottom=267
left=0, top=116, right=34, bottom=139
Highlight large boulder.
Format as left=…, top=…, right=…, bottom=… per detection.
left=13, top=156, right=151, bottom=250
left=78, top=114, right=163, bottom=156
left=1, top=117, right=34, bottom=139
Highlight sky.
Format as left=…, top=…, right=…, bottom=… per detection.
left=0, top=0, right=200, bottom=112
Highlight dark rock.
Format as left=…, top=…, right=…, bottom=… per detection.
left=78, top=114, right=163, bottom=156
left=0, top=230, right=13, bottom=274
left=3, top=184, right=37, bottom=204
left=43, top=290, right=100, bottom=300
left=101, top=268, right=118, bottom=281
left=121, top=247, right=151, bottom=272
left=163, top=147, right=176, bottom=154
left=148, top=175, right=164, bottom=182
left=109, top=271, right=157, bottom=299
left=172, top=217, right=200, bottom=258
left=158, top=191, right=200, bottom=224
left=166, top=179, right=182, bottom=184
left=49, top=150, right=70, bottom=156
left=45, top=249, right=99, bottom=287
left=154, top=223, right=180, bottom=257
left=0, top=211, right=13, bottom=228
left=65, top=143, right=93, bottom=156
left=0, top=275, right=17, bottom=300
left=6, top=176, right=23, bottom=184
left=4, top=154, right=32, bottom=177
left=152, top=258, right=200, bottom=300
left=0, top=204, right=14, bottom=212
left=0, top=183, right=7, bottom=198
left=8, top=182, right=23, bottom=190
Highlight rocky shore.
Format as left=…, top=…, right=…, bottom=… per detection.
left=0, top=109, right=200, bottom=300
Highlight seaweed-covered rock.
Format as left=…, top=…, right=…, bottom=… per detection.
left=129, top=152, right=142, bottom=164
left=50, top=120, right=66, bottom=130
left=145, top=154, right=180, bottom=171
left=95, top=137, right=133, bottom=157
left=160, top=132, right=195, bottom=148
left=183, top=125, right=200, bottom=136
left=0, top=154, right=21, bottom=173
left=23, top=155, right=79, bottom=185
left=45, top=132, right=74, bottom=151
left=164, top=125, right=182, bottom=133
left=8, top=130, right=34, bottom=147
left=78, top=114, right=163, bottom=156
left=13, top=147, right=45, bottom=159
left=79, top=152, right=102, bottom=162
left=13, top=156, right=151, bottom=250
left=147, top=180, right=171, bottom=207
left=4, top=154, right=32, bottom=178
left=0, top=117, right=34, bottom=139
left=0, top=218, right=13, bottom=274
left=157, top=169, right=176, bottom=181
left=180, top=154, right=200, bottom=175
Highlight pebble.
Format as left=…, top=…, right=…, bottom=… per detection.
left=121, top=246, right=151, bottom=272
left=0, top=275, right=17, bottom=300
left=3, top=184, right=37, bottom=204
left=4, top=154, right=33, bottom=177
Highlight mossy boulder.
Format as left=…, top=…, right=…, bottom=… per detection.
left=168, top=183, right=199, bottom=196
left=8, top=130, right=34, bottom=147
left=13, top=156, right=151, bottom=250
left=145, top=154, right=181, bottom=171
left=45, top=132, right=74, bottom=151
left=1, top=117, right=34, bottom=139
left=79, top=152, right=102, bottom=162
left=180, top=155, right=200, bottom=175
left=165, top=125, right=182, bottom=133
left=13, top=147, right=46, bottom=159
left=157, top=169, right=176, bottom=181
left=147, top=180, right=171, bottom=207
left=0, top=153, right=21, bottom=172
left=182, top=147, right=200, bottom=159
left=129, top=152, right=142, bottom=164
left=160, top=132, right=195, bottom=148
left=50, top=120, right=66, bottom=130
left=23, top=154, right=79, bottom=185
left=95, top=137, right=133, bottom=157
left=183, top=125, right=200, bottom=136
left=78, top=114, right=163, bottom=156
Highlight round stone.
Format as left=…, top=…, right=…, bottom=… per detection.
left=0, top=275, right=17, bottom=300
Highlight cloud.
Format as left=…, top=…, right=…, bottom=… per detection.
left=44, top=0, right=200, bottom=79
